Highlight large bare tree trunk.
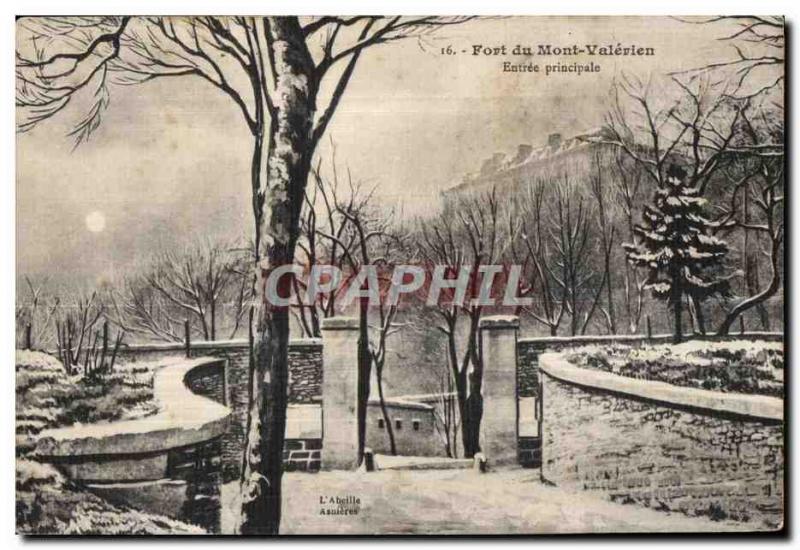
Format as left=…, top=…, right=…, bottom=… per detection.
left=239, top=17, right=316, bottom=536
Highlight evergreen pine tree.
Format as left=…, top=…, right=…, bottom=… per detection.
left=624, top=165, right=731, bottom=343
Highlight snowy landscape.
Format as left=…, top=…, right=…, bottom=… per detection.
left=15, top=16, right=784, bottom=535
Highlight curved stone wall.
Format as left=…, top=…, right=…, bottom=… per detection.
left=34, top=356, right=231, bottom=533
left=35, top=356, right=230, bottom=457
left=539, top=352, right=784, bottom=529
left=518, top=332, right=784, bottom=399
left=515, top=332, right=783, bottom=468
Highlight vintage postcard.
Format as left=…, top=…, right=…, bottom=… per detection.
left=15, top=15, right=784, bottom=535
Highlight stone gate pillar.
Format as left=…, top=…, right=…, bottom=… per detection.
left=479, top=315, right=519, bottom=467
left=321, top=317, right=360, bottom=470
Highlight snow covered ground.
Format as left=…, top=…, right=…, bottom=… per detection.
left=16, top=351, right=160, bottom=452
left=565, top=339, right=784, bottom=397
left=220, top=469, right=762, bottom=535
left=372, top=454, right=473, bottom=470
left=16, top=460, right=204, bottom=535
left=568, top=339, right=782, bottom=364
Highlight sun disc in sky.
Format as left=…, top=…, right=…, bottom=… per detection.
left=85, top=211, right=106, bottom=233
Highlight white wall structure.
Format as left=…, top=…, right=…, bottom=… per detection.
left=479, top=315, right=519, bottom=466
left=321, top=317, right=360, bottom=470
left=366, top=399, right=441, bottom=457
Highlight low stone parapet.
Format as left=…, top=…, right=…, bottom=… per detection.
left=35, top=356, right=230, bottom=459
left=538, top=351, right=784, bottom=529
left=34, top=356, right=231, bottom=533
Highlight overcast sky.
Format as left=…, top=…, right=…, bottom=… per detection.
left=17, top=16, right=757, bottom=284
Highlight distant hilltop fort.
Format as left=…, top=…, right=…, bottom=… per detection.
left=442, top=128, right=616, bottom=202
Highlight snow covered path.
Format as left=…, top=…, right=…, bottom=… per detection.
left=34, top=356, right=230, bottom=457
left=220, top=468, right=764, bottom=534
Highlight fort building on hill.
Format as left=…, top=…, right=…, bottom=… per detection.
left=441, top=128, right=619, bottom=204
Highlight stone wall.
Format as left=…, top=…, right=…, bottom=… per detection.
left=518, top=332, right=783, bottom=399
left=539, top=353, right=784, bottom=529
left=517, top=342, right=541, bottom=400
left=187, top=343, right=249, bottom=482
left=185, top=359, right=227, bottom=406
left=91, top=438, right=224, bottom=533
left=288, top=342, right=323, bottom=403
left=515, top=332, right=783, bottom=469
left=167, top=437, right=223, bottom=532
left=39, top=357, right=231, bottom=533
left=177, top=358, right=226, bottom=531
left=517, top=437, right=541, bottom=468
left=518, top=334, right=687, bottom=399
left=114, top=338, right=323, bottom=481
left=284, top=439, right=322, bottom=472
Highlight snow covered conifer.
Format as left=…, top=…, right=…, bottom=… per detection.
left=624, top=164, right=731, bottom=343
